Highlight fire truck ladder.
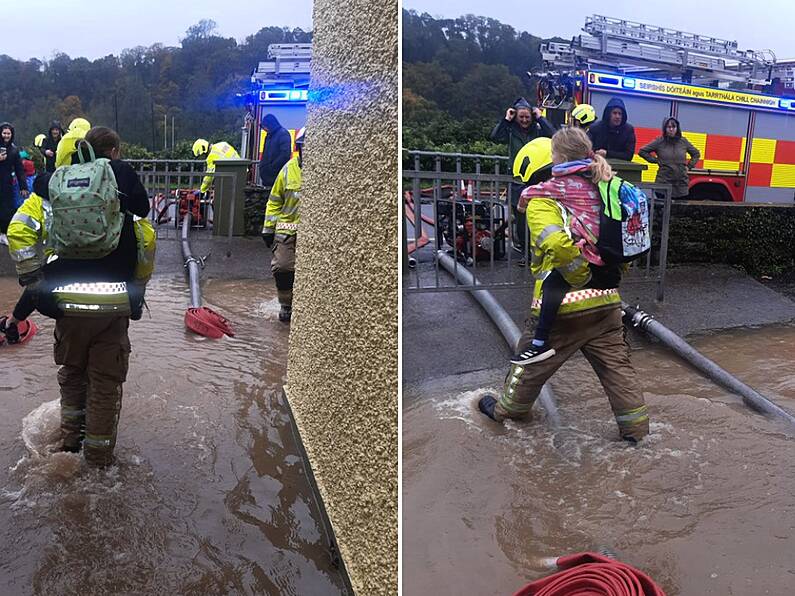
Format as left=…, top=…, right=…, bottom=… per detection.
left=540, top=14, right=775, bottom=87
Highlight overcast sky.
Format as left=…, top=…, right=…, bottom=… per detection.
left=5, top=0, right=313, bottom=61
left=403, top=0, right=795, bottom=60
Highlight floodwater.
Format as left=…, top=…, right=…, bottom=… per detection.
left=0, top=276, right=348, bottom=595
left=403, top=325, right=795, bottom=596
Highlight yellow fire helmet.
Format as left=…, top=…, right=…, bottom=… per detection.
left=68, top=117, right=91, bottom=133
left=192, top=138, right=210, bottom=157
left=513, top=137, right=553, bottom=183
left=34, top=133, right=46, bottom=147
left=571, top=103, right=597, bottom=126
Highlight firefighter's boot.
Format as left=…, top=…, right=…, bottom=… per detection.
left=273, top=271, right=294, bottom=324
left=278, top=304, right=292, bottom=322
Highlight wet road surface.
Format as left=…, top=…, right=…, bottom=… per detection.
left=403, top=326, right=795, bottom=595
left=0, top=276, right=347, bottom=595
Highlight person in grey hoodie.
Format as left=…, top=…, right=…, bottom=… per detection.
left=638, top=117, right=700, bottom=199
left=491, top=97, right=556, bottom=254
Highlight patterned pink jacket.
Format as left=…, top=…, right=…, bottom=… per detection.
left=520, top=161, right=604, bottom=266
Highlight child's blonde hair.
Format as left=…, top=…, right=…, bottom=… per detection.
left=551, top=127, right=613, bottom=182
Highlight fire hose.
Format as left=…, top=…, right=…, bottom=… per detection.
left=181, top=212, right=234, bottom=339
left=622, top=302, right=795, bottom=429
left=514, top=552, right=666, bottom=596
left=437, top=251, right=561, bottom=428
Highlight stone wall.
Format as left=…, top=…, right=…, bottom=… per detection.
left=659, top=202, right=795, bottom=277
left=285, top=1, right=398, bottom=594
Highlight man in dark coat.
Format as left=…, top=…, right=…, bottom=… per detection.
left=258, top=114, right=292, bottom=188
left=587, top=98, right=636, bottom=161
left=41, top=120, right=65, bottom=173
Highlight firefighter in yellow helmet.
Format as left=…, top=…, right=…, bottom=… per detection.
left=477, top=131, right=649, bottom=443
left=192, top=138, right=240, bottom=194
left=54, top=117, right=91, bottom=168
left=261, top=127, right=304, bottom=323
left=571, top=104, right=597, bottom=131
left=512, top=137, right=553, bottom=184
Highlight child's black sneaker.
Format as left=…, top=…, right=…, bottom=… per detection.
left=510, top=343, right=556, bottom=365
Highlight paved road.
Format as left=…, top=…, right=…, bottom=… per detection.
left=403, top=263, right=795, bottom=388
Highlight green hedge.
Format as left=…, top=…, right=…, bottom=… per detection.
left=661, top=203, right=795, bottom=278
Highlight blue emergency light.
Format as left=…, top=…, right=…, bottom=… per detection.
left=258, top=89, right=309, bottom=103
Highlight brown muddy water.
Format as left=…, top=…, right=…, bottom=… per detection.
left=403, top=326, right=795, bottom=596
left=0, top=276, right=347, bottom=595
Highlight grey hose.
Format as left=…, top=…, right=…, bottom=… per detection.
left=622, top=302, right=795, bottom=428
left=181, top=212, right=202, bottom=309
left=437, top=251, right=561, bottom=428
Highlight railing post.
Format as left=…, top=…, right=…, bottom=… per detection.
left=657, top=185, right=672, bottom=302
left=412, top=153, right=422, bottom=288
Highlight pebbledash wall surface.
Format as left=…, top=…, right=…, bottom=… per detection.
left=283, top=1, right=398, bottom=595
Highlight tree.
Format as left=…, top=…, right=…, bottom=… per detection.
left=0, top=23, right=311, bottom=150
left=183, top=19, right=218, bottom=41
left=58, top=95, right=85, bottom=123
left=402, top=9, right=550, bottom=151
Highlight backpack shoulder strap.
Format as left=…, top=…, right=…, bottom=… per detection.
left=598, top=176, right=624, bottom=222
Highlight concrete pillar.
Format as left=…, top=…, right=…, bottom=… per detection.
left=284, top=1, right=397, bottom=595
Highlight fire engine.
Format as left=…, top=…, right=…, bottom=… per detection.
left=239, top=43, right=310, bottom=183
left=536, top=15, right=795, bottom=204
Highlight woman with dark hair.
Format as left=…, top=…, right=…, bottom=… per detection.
left=0, top=122, right=29, bottom=244
left=638, top=118, right=701, bottom=200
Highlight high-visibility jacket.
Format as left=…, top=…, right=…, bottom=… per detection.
left=262, top=157, right=301, bottom=236
left=7, top=193, right=155, bottom=283
left=526, top=198, right=621, bottom=316
left=200, top=142, right=240, bottom=193
left=7, top=192, right=51, bottom=277
left=54, top=128, right=88, bottom=169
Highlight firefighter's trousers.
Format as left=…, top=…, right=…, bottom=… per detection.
left=271, top=234, right=296, bottom=307
left=495, top=306, right=650, bottom=441
left=54, top=316, right=131, bottom=466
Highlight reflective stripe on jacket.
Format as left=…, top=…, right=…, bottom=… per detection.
left=262, top=157, right=301, bottom=236
left=53, top=281, right=131, bottom=316
left=7, top=192, right=50, bottom=276
left=527, top=198, right=621, bottom=316
left=200, top=142, right=240, bottom=193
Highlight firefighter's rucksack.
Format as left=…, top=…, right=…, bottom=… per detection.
left=48, top=141, right=122, bottom=259
left=596, top=176, right=651, bottom=264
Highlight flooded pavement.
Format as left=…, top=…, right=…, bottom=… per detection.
left=403, top=325, right=795, bottom=596
left=0, top=276, right=347, bottom=595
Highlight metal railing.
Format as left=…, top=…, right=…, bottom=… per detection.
left=403, top=150, right=673, bottom=301
left=127, top=159, right=240, bottom=256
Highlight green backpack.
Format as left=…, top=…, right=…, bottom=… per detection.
left=48, top=140, right=122, bottom=259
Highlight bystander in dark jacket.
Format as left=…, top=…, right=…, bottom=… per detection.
left=0, top=122, right=29, bottom=236
left=490, top=98, right=556, bottom=253
left=587, top=98, right=636, bottom=161
left=41, top=120, right=65, bottom=172
left=258, top=114, right=292, bottom=188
